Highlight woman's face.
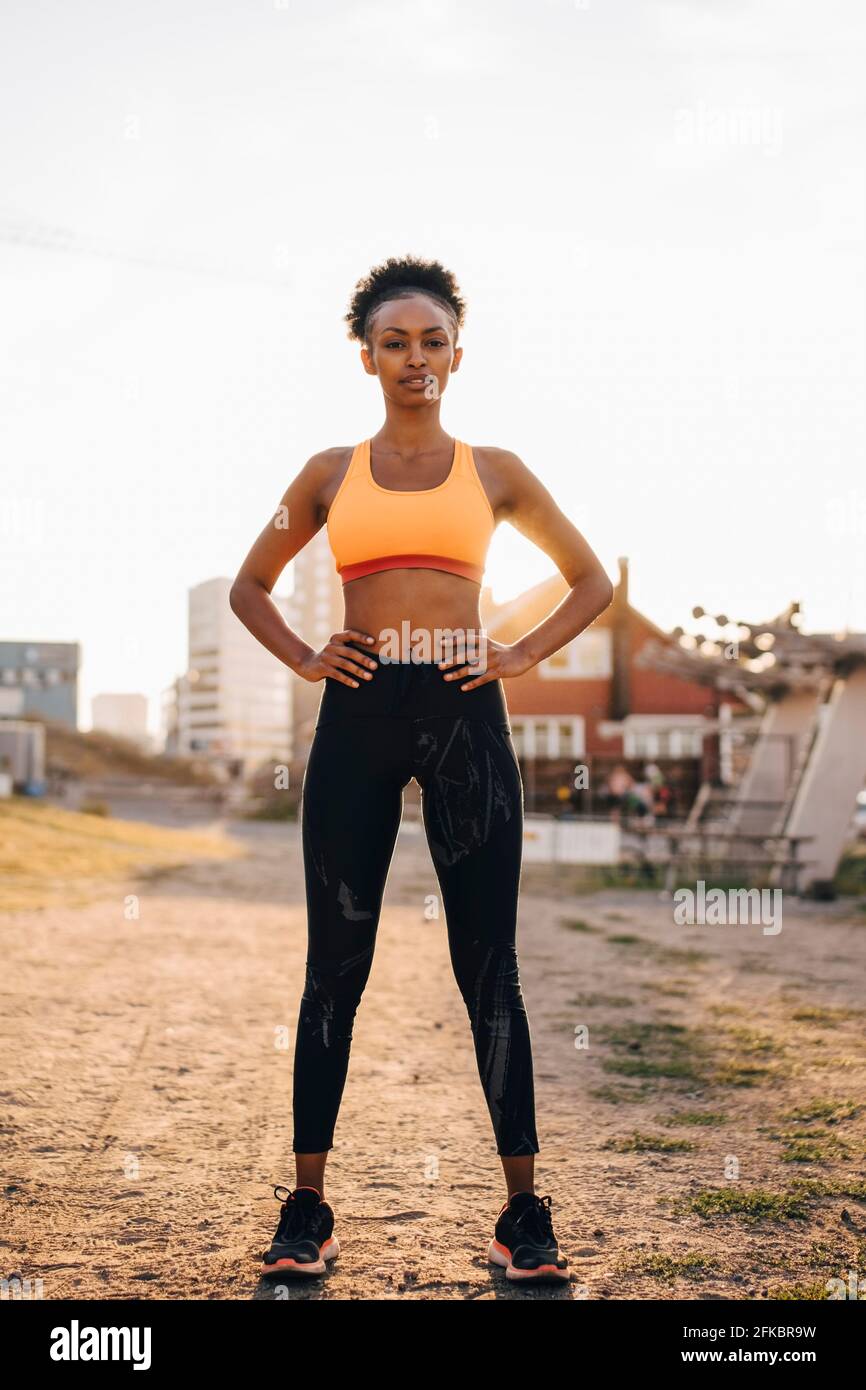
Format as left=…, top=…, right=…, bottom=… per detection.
left=362, top=293, right=461, bottom=404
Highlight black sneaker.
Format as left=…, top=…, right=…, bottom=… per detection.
left=488, top=1191, right=569, bottom=1283
left=261, top=1184, right=340, bottom=1278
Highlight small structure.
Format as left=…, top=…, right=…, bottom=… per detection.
left=635, top=602, right=866, bottom=896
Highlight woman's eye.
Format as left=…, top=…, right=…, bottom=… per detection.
left=385, top=339, right=446, bottom=349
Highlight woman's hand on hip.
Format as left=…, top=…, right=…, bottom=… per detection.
left=437, top=637, right=533, bottom=690
left=296, top=630, right=378, bottom=687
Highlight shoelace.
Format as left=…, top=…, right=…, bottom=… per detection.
left=516, top=1193, right=555, bottom=1244
left=272, top=1185, right=314, bottom=1243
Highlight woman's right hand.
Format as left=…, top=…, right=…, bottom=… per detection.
left=296, top=629, right=378, bottom=687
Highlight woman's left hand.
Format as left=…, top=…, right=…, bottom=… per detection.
left=438, top=636, right=533, bottom=690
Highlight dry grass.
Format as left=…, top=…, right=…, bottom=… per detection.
left=0, top=799, right=245, bottom=910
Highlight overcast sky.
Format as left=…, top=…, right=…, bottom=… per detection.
left=1, top=0, right=863, bottom=733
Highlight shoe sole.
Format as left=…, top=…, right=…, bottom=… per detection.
left=488, top=1237, right=569, bottom=1283
left=261, top=1235, right=340, bottom=1278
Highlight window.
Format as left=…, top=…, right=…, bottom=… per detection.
left=508, top=717, right=585, bottom=759
left=539, top=629, right=612, bottom=679
left=623, top=716, right=705, bottom=758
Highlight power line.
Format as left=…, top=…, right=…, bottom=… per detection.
left=0, top=211, right=296, bottom=290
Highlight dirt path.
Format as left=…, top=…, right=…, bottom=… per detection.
left=2, top=818, right=865, bottom=1300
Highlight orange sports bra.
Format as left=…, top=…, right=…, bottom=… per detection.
left=326, top=437, right=495, bottom=586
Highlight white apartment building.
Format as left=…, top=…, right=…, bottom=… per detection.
left=168, top=577, right=293, bottom=773
left=286, top=527, right=344, bottom=764
left=91, top=692, right=150, bottom=747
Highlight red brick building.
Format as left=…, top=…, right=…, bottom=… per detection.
left=479, top=558, right=743, bottom=814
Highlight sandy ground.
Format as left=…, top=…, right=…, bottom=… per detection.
left=2, top=815, right=865, bottom=1302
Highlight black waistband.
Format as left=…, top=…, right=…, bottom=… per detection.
left=315, top=652, right=510, bottom=725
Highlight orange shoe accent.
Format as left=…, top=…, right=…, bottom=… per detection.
left=506, top=1262, right=569, bottom=1281
left=487, top=1236, right=568, bottom=1283
left=261, top=1235, right=340, bottom=1278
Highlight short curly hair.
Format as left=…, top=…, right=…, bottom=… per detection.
left=344, top=254, right=467, bottom=348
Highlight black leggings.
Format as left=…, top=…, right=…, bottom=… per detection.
left=292, top=648, right=539, bottom=1157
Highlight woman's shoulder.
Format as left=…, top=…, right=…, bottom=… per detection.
left=309, top=444, right=356, bottom=468
left=306, top=445, right=360, bottom=517
left=302, top=445, right=357, bottom=485
left=467, top=444, right=528, bottom=489
left=470, top=444, right=525, bottom=470
left=469, top=445, right=531, bottom=514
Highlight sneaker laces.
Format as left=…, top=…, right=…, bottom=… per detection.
left=517, top=1193, right=555, bottom=1244
left=272, top=1184, right=314, bottom=1243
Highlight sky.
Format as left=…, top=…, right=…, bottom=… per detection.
left=1, top=0, right=864, bottom=736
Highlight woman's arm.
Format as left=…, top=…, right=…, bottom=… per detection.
left=499, top=448, right=614, bottom=667
left=443, top=448, right=614, bottom=689
left=229, top=451, right=377, bottom=686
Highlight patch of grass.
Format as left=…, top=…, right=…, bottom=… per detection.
left=605, top=934, right=709, bottom=966
left=652, top=945, right=710, bottom=965
left=763, top=1127, right=853, bottom=1164
left=246, top=799, right=298, bottom=821
left=599, top=1018, right=712, bottom=1085
left=589, top=1084, right=654, bottom=1104
left=0, top=800, right=245, bottom=911
left=604, top=1056, right=705, bottom=1081
left=602, top=1131, right=696, bottom=1153
left=596, top=1021, right=692, bottom=1047
left=769, top=1280, right=834, bottom=1300
left=597, top=865, right=663, bottom=891
left=683, top=1187, right=811, bottom=1224
left=567, top=992, right=635, bottom=1008
left=786, top=1177, right=866, bottom=1202
left=780, top=1140, right=850, bottom=1164
left=641, top=980, right=691, bottom=997
left=619, top=1251, right=715, bottom=1282
left=705, top=1060, right=777, bottom=1087
left=559, top=918, right=598, bottom=933
left=519, top=864, right=658, bottom=896
left=808, top=1237, right=866, bottom=1276
left=790, top=1005, right=864, bottom=1026
left=780, top=1099, right=862, bottom=1125
left=657, top=1111, right=728, bottom=1127
left=679, top=1177, right=866, bottom=1228
left=724, top=1026, right=782, bottom=1055
left=735, top=954, right=779, bottom=974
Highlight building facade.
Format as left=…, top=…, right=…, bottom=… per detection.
left=481, top=559, right=740, bottom=814
left=91, top=692, right=150, bottom=747
left=0, top=641, right=80, bottom=727
left=286, top=527, right=345, bottom=766
left=163, top=577, right=293, bottom=775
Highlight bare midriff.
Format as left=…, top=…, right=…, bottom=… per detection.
left=341, top=567, right=485, bottom=660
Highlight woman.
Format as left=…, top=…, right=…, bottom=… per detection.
left=230, top=255, right=613, bottom=1284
